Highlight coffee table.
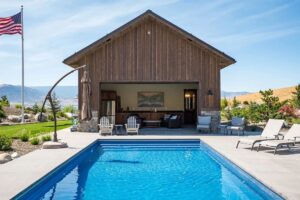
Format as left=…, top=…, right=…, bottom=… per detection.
left=143, top=120, right=161, bottom=127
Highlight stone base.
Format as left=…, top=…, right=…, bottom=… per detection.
left=78, top=119, right=98, bottom=132
left=42, top=141, right=68, bottom=149
left=201, top=110, right=220, bottom=133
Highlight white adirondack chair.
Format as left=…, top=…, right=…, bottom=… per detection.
left=125, top=116, right=140, bottom=135
left=98, top=116, right=113, bottom=135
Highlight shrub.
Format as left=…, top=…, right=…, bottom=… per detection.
left=278, top=104, right=295, bottom=121
left=291, top=84, right=300, bottom=109
left=15, top=104, right=22, bottom=109
left=0, top=135, right=12, bottom=151
left=42, top=135, right=51, bottom=142
left=20, top=133, right=29, bottom=142
left=292, top=118, right=300, bottom=124
left=62, top=105, right=77, bottom=114
left=30, top=137, right=40, bottom=145
left=48, top=113, right=54, bottom=121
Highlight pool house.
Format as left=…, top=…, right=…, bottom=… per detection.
left=63, top=10, right=236, bottom=132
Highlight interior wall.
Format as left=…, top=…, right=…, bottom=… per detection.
left=101, top=83, right=198, bottom=111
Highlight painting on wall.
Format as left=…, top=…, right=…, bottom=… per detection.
left=137, top=92, right=164, bottom=107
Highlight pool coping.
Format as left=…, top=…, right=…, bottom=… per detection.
left=12, top=138, right=283, bottom=200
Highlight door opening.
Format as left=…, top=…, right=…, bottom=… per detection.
left=184, top=89, right=197, bottom=124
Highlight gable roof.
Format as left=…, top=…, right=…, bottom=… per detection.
left=63, top=10, right=236, bottom=67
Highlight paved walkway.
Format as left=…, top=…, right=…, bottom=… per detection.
left=0, top=129, right=299, bottom=199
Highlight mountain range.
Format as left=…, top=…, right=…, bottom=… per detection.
left=0, top=84, right=77, bottom=106
left=0, top=84, right=249, bottom=105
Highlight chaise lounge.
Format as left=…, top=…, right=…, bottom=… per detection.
left=236, top=119, right=284, bottom=150
left=257, top=124, right=300, bottom=155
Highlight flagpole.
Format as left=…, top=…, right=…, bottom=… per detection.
left=21, top=5, right=24, bottom=123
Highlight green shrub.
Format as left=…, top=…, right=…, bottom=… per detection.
left=15, top=104, right=22, bottom=109
left=48, top=113, right=54, bottom=121
left=42, top=135, right=51, bottom=142
left=30, top=137, right=40, bottom=145
left=20, top=133, right=29, bottom=142
left=292, top=118, right=300, bottom=124
left=0, top=135, right=12, bottom=150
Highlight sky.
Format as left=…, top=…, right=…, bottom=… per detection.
left=0, top=0, right=300, bottom=92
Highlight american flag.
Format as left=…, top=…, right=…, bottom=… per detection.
left=0, top=12, right=22, bottom=36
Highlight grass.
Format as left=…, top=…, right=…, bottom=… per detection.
left=0, top=120, right=72, bottom=139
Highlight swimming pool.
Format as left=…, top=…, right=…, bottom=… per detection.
left=14, top=139, right=282, bottom=200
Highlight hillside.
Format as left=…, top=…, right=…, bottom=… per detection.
left=235, top=86, right=296, bottom=103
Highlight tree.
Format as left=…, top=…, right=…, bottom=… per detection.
left=0, top=104, right=5, bottom=120
left=0, top=95, right=10, bottom=107
left=232, top=96, right=240, bottom=108
left=32, top=103, right=39, bottom=114
left=259, top=89, right=283, bottom=121
left=63, top=105, right=77, bottom=114
left=221, top=98, right=229, bottom=110
left=50, top=92, right=61, bottom=113
left=291, top=84, right=300, bottom=109
left=32, top=103, right=46, bottom=114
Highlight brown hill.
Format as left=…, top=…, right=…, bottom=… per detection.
left=235, top=86, right=296, bottom=103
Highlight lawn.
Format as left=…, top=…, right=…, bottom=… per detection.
left=0, top=120, right=72, bottom=139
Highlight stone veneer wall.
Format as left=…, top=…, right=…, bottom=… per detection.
left=78, top=110, right=99, bottom=132
left=200, top=110, right=220, bottom=133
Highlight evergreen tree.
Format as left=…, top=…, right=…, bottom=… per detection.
left=259, top=89, right=283, bottom=121
left=0, top=95, right=10, bottom=107
left=291, top=84, right=300, bottom=109
left=32, top=103, right=41, bottom=114
left=221, top=97, right=229, bottom=110
left=0, top=104, right=5, bottom=120
left=232, top=96, right=240, bottom=107
left=51, top=92, right=61, bottom=113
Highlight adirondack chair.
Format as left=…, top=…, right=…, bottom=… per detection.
left=125, top=116, right=140, bottom=135
left=98, top=116, right=113, bottom=135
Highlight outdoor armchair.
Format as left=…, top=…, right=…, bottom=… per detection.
left=98, top=116, right=113, bottom=135
left=125, top=116, right=140, bottom=135
left=197, top=116, right=212, bottom=133
left=227, top=117, right=245, bottom=136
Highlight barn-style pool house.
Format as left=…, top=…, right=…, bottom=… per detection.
left=63, top=10, right=236, bottom=132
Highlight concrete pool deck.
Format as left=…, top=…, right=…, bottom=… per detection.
left=0, top=129, right=299, bottom=199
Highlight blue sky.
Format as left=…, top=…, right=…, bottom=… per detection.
left=0, top=0, right=299, bottom=92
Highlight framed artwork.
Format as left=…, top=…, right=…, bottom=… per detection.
left=137, top=91, right=164, bottom=107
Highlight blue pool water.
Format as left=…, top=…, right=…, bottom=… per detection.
left=15, top=140, right=282, bottom=200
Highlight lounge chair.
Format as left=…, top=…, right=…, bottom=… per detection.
left=197, top=116, right=211, bottom=132
left=98, top=116, right=113, bottom=135
left=236, top=119, right=284, bottom=150
left=257, top=124, right=300, bottom=155
left=227, top=117, right=245, bottom=136
left=125, top=116, right=140, bottom=135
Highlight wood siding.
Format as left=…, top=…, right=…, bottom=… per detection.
left=77, top=17, right=223, bottom=113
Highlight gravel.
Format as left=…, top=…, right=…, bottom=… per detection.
left=0, top=139, right=42, bottom=157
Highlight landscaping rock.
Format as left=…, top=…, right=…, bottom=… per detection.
left=7, top=115, right=21, bottom=123
left=34, top=113, right=47, bottom=122
left=11, top=152, right=19, bottom=159
left=0, top=153, right=12, bottom=164
left=42, top=141, right=68, bottom=149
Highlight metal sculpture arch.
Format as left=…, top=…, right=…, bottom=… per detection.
left=39, top=65, right=86, bottom=142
